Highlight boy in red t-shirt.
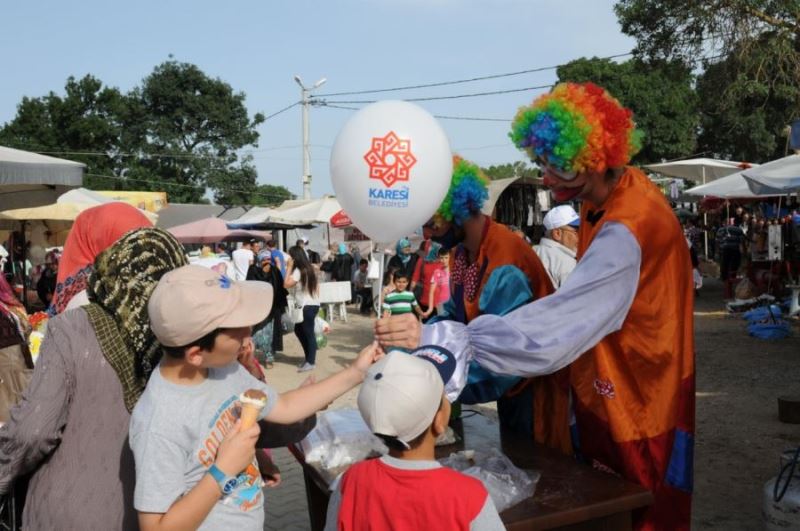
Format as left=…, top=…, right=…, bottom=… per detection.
left=324, top=347, right=504, bottom=531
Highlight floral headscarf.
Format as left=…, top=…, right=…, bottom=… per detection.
left=85, top=228, right=187, bottom=411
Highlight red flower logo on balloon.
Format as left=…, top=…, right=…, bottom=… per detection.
left=363, top=131, right=417, bottom=187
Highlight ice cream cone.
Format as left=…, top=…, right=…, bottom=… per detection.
left=239, top=389, right=268, bottom=484
left=239, top=389, right=267, bottom=429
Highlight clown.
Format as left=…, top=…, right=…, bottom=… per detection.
left=420, top=156, right=554, bottom=434
left=377, top=83, right=694, bottom=531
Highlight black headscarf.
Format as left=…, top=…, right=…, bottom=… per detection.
left=247, top=251, right=288, bottom=320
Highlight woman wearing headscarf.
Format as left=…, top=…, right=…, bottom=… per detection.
left=51, top=202, right=152, bottom=314
left=247, top=250, right=289, bottom=369
left=386, top=238, right=417, bottom=281
left=0, top=274, right=32, bottom=423
left=331, top=242, right=355, bottom=282
left=0, top=228, right=187, bottom=530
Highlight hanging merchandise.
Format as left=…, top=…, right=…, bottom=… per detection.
left=768, top=224, right=783, bottom=261
left=537, top=189, right=550, bottom=212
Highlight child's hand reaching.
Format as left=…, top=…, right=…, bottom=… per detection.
left=352, top=341, right=384, bottom=376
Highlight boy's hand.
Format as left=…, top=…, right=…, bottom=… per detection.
left=299, top=375, right=316, bottom=388
left=352, top=341, right=384, bottom=375
left=215, top=420, right=260, bottom=477
left=238, top=337, right=255, bottom=361
left=374, top=313, right=421, bottom=350
left=263, top=472, right=282, bottom=488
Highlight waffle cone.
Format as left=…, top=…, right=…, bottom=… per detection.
left=240, top=404, right=262, bottom=429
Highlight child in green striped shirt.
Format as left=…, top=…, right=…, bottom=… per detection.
left=382, top=273, right=425, bottom=319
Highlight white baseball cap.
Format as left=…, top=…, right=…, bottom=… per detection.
left=357, top=347, right=456, bottom=447
left=148, top=265, right=273, bottom=347
left=543, top=205, right=580, bottom=231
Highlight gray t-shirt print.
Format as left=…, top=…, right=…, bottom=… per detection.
left=129, top=362, right=277, bottom=530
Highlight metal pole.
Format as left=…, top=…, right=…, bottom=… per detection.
left=20, top=221, right=27, bottom=311
left=301, top=86, right=311, bottom=200
left=702, top=168, right=709, bottom=258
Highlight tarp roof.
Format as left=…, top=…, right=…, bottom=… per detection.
left=155, top=204, right=249, bottom=229
left=643, top=158, right=750, bottom=184
left=168, top=217, right=271, bottom=244
left=483, top=176, right=543, bottom=215
left=0, top=146, right=85, bottom=187
left=742, top=154, right=800, bottom=194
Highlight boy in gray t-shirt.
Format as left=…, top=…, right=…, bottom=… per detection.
left=131, top=265, right=382, bottom=531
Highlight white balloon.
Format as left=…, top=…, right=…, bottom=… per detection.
left=330, top=101, right=452, bottom=242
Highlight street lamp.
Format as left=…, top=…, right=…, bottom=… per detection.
left=294, top=75, right=327, bottom=200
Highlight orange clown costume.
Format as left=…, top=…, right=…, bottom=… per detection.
left=427, top=158, right=554, bottom=434
left=423, top=84, right=695, bottom=530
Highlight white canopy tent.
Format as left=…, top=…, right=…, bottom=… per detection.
left=276, top=197, right=343, bottom=224
left=645, top=157, right=755, bottom=256
left=227, top=206, right=291, bottom=225
left=684, top=172, right=777, bottom=198
left=742, top=154, right=800, bottom=194
left=644, top=158, right=749, bottom=184
left=0, top=146, right=85, bottom=211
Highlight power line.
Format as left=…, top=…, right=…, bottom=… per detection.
left=3, top=144, right=331, bottom=162
left=314, top=53, right=633, bottom=97
left=432, top=114, right=510, bottom=123
left=319, top=83, right=554, bottom=105
left=85, top=173, right=296, bottom=201
left=454, top=143, right=514, bottom=151
left=263, top=101, right=300, bottom=120
left=321, top=103, right=511, bottom=123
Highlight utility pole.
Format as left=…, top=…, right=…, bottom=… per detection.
left=294, top=75, right=327, bottom=200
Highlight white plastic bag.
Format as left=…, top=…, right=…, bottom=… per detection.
left=300, top=409, right=387, bottom=471
left=693, top=268, right=703, bottom=290
left=314, top=316, right=331, bottom=336
left=440, top=448, right=540, bottom=512
left=367, top=257, right=381, bottom=280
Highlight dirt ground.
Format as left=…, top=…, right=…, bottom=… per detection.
left=692, top=278, right=800, bottom=529
left=267, top=278, right=800, bottom=530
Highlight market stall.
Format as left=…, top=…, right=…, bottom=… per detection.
left=646, top=157, right=754, bottom=257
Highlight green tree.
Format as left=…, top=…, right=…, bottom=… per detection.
left=482, top=161, right=539, bottom=180
left=0, top=75, right=126, bottom=183
left=123, top=61, right=266, bottom=203
left=250, top=183, right=295, bottom=207
left=0, top=61, right=267, bottom=204
left=614, top=0, right=800, bottom=162
left=555, top=57, right=699, bottom=164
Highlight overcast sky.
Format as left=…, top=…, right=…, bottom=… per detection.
left=1, top=0, right=636, bottom=199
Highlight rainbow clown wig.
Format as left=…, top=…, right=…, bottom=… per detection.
left=509, top=82, right=643, bottom=175
left=434, top=156, right=489, bottom=227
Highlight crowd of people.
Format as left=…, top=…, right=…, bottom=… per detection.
left=0, top=81, right=705, bottom=530
left=678, top=201, right=800, bottom=299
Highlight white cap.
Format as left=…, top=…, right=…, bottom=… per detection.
left=357, top=349, right=453, bottom=446
left=543, top=205, right=580, bottom=231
